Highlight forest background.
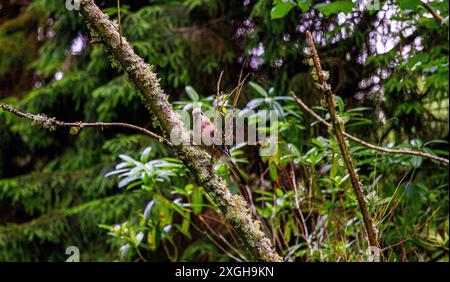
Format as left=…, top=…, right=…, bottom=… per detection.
left=0, top=0, right=448, bottom=262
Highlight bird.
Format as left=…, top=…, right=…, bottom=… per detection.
left=192, top=108, right=247, bottom=185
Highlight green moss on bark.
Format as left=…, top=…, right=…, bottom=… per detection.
left=79, top=0, right=281, bottom=262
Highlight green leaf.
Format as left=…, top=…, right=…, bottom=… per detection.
left=185, top=86, right=199, bottom=101
left=248, top=81, right=269, bottom=97
left=315, top=1, right=355, bottom=16
left=423, top=139, right=449, bottom=147
left=147, top=229, right=158, bottom=250
left=191, top=187, right=203, bottom=214
left=297, top=0, right=312, bottom=12
left=396, top=0, right=421, bottom=11
left=411, top=156, right=423, bottom=168
left=404, top=53, right=429, bottom=70
left=336, top=96, right=345, bottom=112
left=175, top=213, right=191, bottom=239
left=269, top=162, right=279, bottom=181
left=271, top=2, right=295, bottom=19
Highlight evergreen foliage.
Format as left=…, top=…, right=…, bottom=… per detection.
left=0, top=0, right=448, bottom=261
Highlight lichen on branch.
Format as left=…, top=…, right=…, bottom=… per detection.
left=77, top=0, right=281, bottom=262
left=305, top=30, right=379, bottom=249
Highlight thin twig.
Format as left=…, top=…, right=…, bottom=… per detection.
left=170, top=17, right=225, bottom=34
left=289, top=92, right=449, bottom=165
left=0, top=103, right=173, bottom=147
left=305, top=31, right=379, bottom=248
left=117, top=0, right=122, bottom=45
left=420, top=0, right=446, bottom=25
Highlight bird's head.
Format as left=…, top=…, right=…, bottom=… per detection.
left=192, top=108, right=203, bottom=118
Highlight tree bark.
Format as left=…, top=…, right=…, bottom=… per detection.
left=306, top=31, right=379, bottom=249
left=78, top=0, right=281, bottom=262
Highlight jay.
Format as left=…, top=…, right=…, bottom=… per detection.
left=192, top=108, right=247, bottom=185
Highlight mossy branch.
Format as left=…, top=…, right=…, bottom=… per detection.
left=0, top=103, right=173, bottom=147
left=288, top=92, right=449, bottom=165
left=305, top=31, right=379, bottom=248
left=77, top=0, right=281, bottom=261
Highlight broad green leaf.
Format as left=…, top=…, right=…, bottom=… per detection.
left=297, top=0, right=312, bottom=12
left=271, top=2, right=295, bottom=19
left=315, top=1, right=355, bottom=16
left=396, top=0, right=421, bottom=10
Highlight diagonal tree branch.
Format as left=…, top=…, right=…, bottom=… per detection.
left=306, top=31, right=379, bottom=248
left=77, top=0, right=281, bottom=261
left=288, top=93, right=449, bottom=165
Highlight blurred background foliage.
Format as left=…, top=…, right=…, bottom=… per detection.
left=0, top=0, right=448, bottom=261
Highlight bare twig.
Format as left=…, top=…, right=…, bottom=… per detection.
left=420, top=0, right=446, bottom=25
left=305, top=31, right=379, bottom=248
left=170, top=17, right=225, bottom=34
left=0, top=103, right=173, bottom=147
left=117, top=0, right=122, bottom=45
left=289, top=92, right=449, bottom=165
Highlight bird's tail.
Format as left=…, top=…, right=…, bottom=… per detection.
left=228, top=159, right=248, bottom=186
left=220, top=148, right=257, bottom=215
left=221, top=148, right=248, bottom=185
